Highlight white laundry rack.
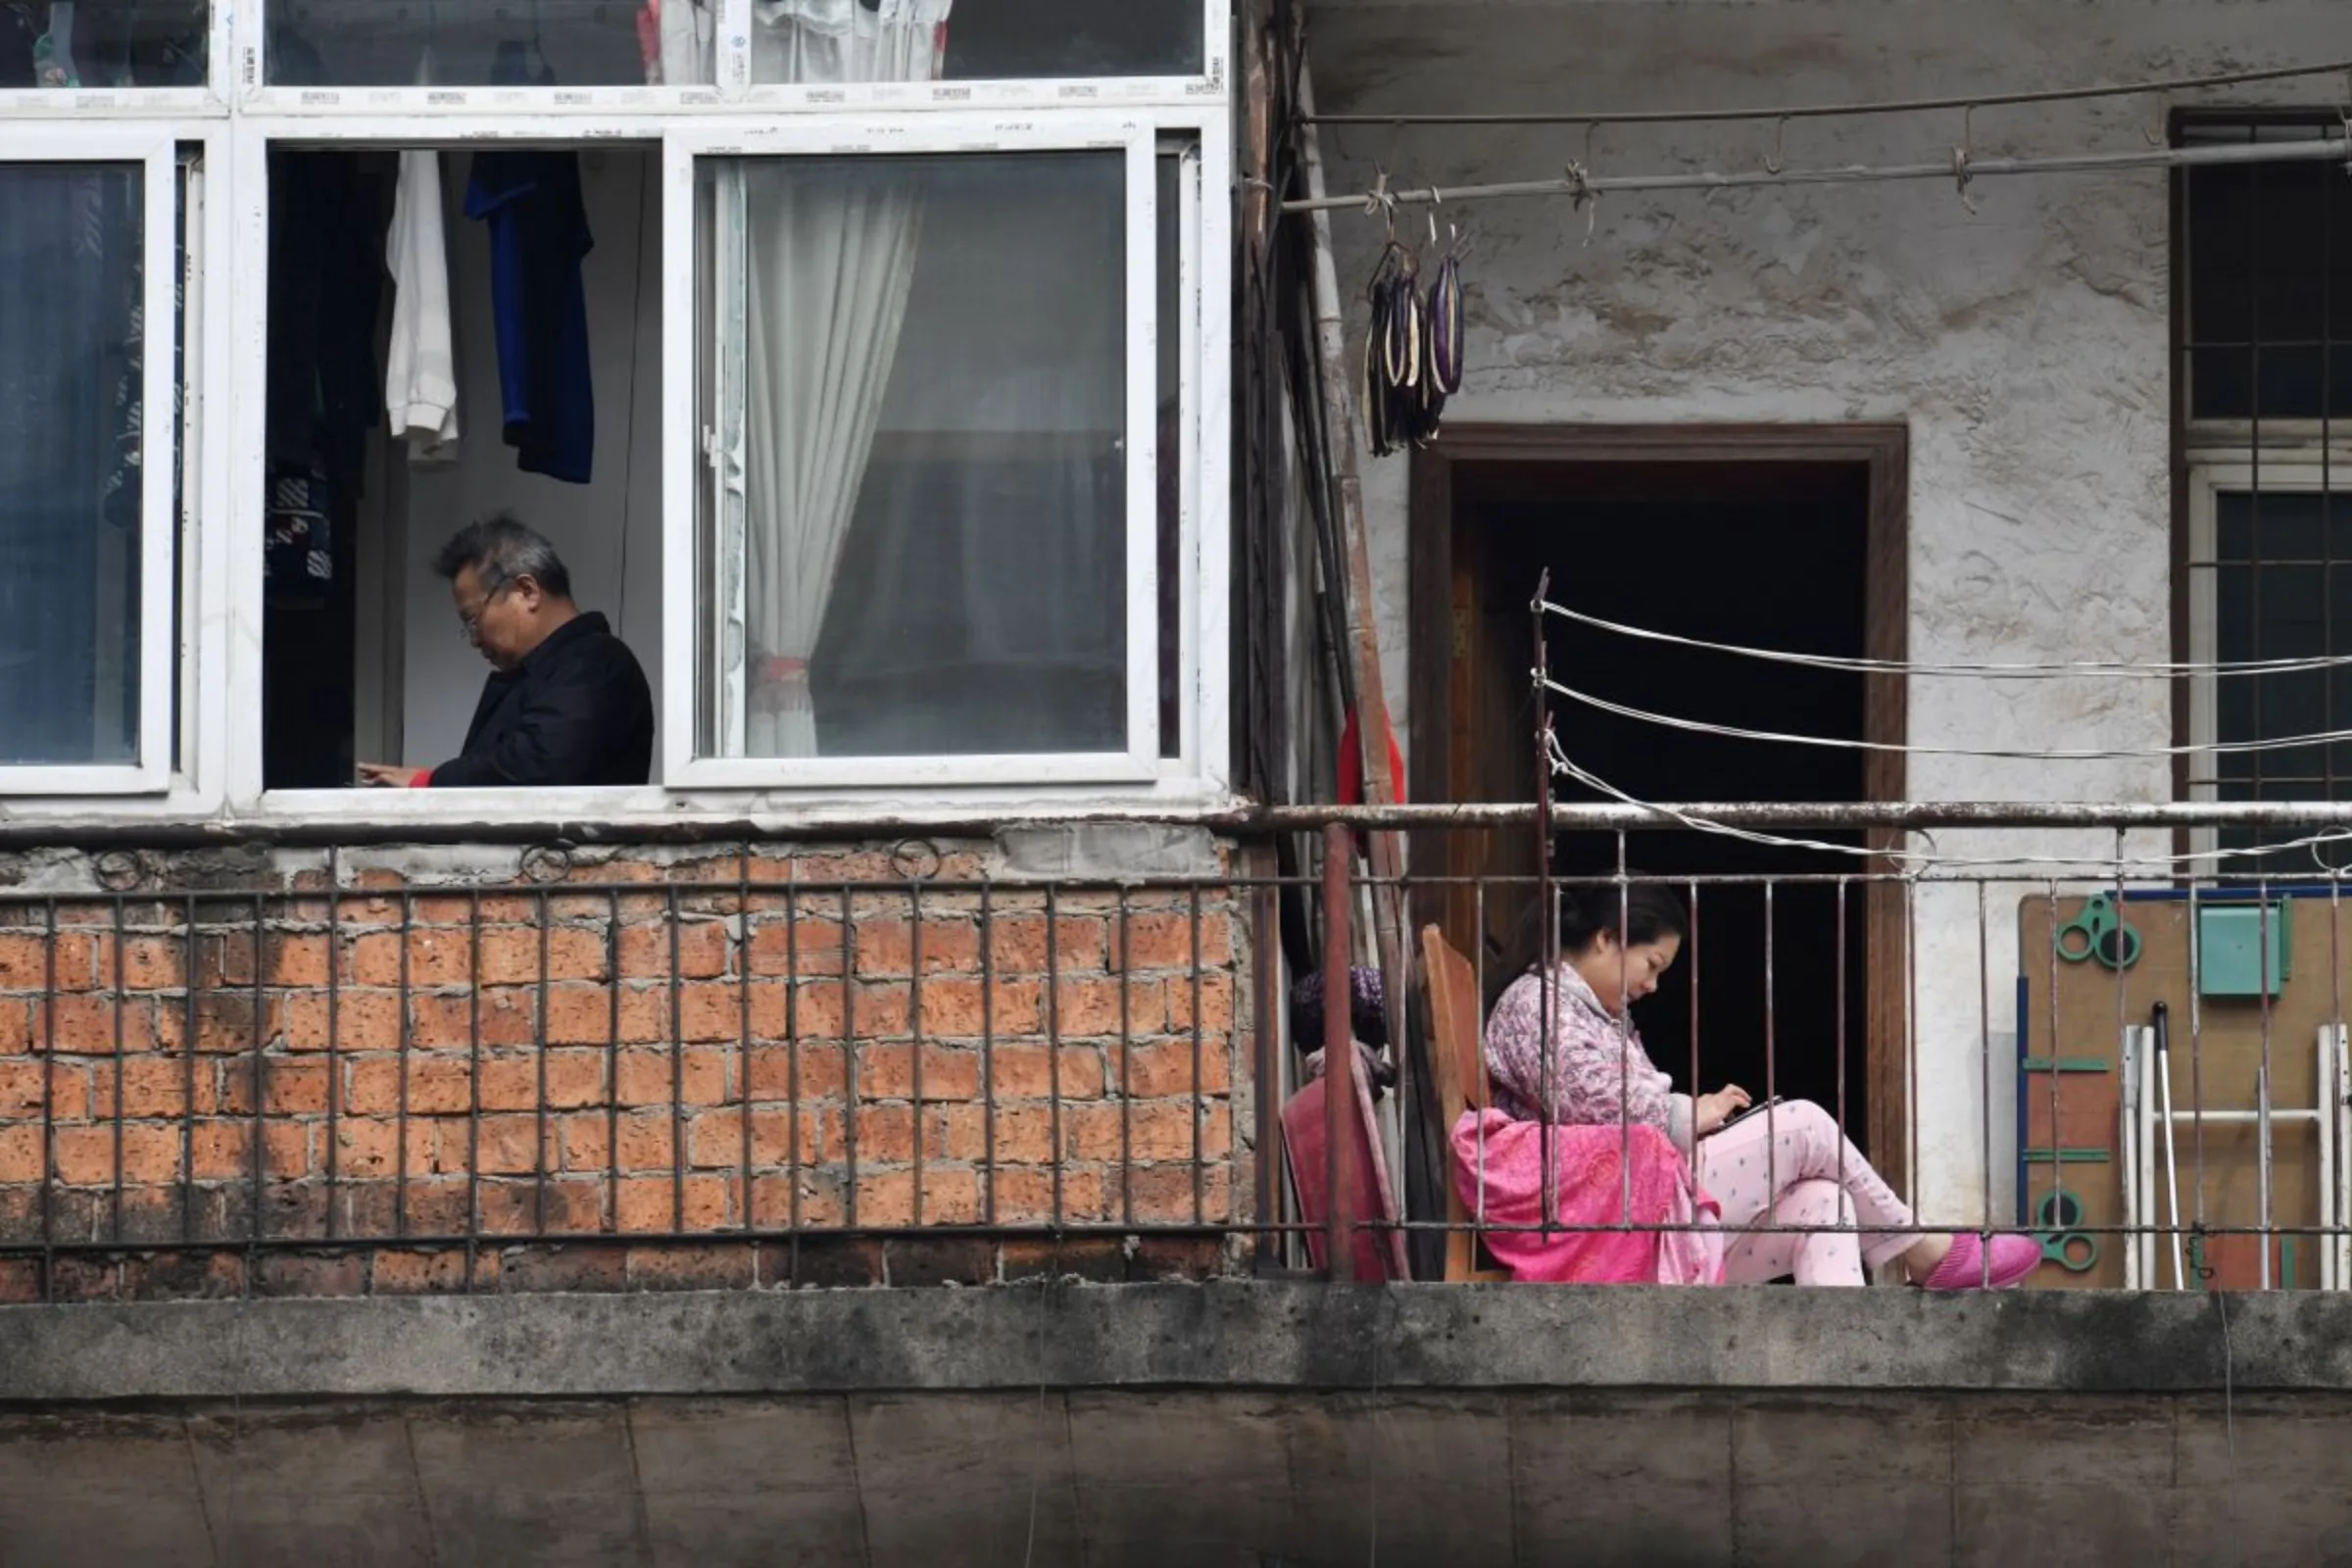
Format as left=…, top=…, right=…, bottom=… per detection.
left=2121, top=1020, right=2352, bottom=1290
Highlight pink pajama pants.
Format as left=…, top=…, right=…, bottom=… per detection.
left=1693, top=1098, right=1916, bottom=1286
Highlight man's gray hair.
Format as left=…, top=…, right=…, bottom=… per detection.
left=431, top=513, right=573, bottom=600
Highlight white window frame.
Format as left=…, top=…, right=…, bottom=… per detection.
left=0, top=2, right=1232, bottom=820
left=0, top=130, right=187, bottom=794
left=229, top=0, right=1227, bottom=116
left=2183, top=462, right=2350, bottom=858
left=663, top=112, right=1170, bottom=791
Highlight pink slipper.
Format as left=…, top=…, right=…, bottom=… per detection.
left=1917, top=1232, right=2040, bottom=1291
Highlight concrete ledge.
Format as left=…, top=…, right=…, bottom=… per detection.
left=0, top=1282, right=2340, bottom=1402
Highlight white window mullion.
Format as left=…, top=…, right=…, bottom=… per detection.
left=1121, top=129, right=1160, bottom=770
left=661, top=134, right=706, bottom=786
left=131, top=136, right=181, bottom=786
left=717, top=0, right=753, bottom=99
left=713, top=162, right=751, bottom=759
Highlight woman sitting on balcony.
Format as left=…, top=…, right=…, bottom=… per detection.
left=1474, top=882, right=2040, bottom=1290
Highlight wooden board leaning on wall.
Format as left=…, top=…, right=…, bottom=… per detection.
left=2018, top=894, right=2344, bottom=1292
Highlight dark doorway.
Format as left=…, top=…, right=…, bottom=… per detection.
left=1485, top=463, right=1870, bottom=1129
left=1408, top=427, right=1911, bottom=1179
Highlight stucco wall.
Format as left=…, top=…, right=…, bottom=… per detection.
left=1307, top=0, right=2337, bottom=1221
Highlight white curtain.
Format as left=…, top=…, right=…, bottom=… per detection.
left=734, top=0, right=952, bottom=757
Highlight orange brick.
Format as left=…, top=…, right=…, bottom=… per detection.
left=94, top=934, right=191, bottom=992
left=1166, top=973, right=1235, bottom=1033
left=0, top=1059, right=49, bottom=1116
left=619, top=920, right=731, bottom=980
left=922, top=1103, right=988, bottom=1163
left=1115, top=911, right=1234, bottom=973
left=410, top=989, right=538, bottom=1051
left=108, top=1057, right=210, bottom=1118
left=1131, top=1162, right=1230, bottom=1224
left=616, top=1112, right=679, bottom=1173
left=856, top=1166, right=981, bottom=1226
left=558, top=1111, right=612, bottom=1173
left=1054, top=979, right=1164, bottom=1040
left=1114, top=1039, right=1232, bottom=1099
left=39, top=995, right=166, bottom=1055
left=615, top=1174, right=731, bottom=1233
left=788, top=982, right=911, bottom=1042
left=544, top=1050, right=611, bottom=1108
left=856, top=1042, right=983, bottom=1102
left=52, top=1124, right=181, bottom=1186
left=992, top=1165, right=1107, bottom=1227
left=915, top=978, right=1045, bottom=1040
left=345, top=1056, right=472, bottom=1116
left=614, top=1048, right=728, bottom=1107
left=0, top=1124, right=44, bottom=1182
left=987, top=1044, right=1106, bottom=1101
left=1059, top=1100, right=1224, bottom=1164
left=333, top=1118, right=402, bottom=1180
left=543, top=984, right=666, bottom=1045
left=685, top=1108, right=751, bottom=1170
left=0, top=933, right=73, bottom=990
left=675, top=983, right=754, bottom=1045
left=745, top=1041, right=848, bottom=1102
left=476, top=1114, right=545, bottom=1177
left=346, top=930, right=471, bottom=990
left=187, top=1120, right=312, bottom=1182
left=265, top=935, right=332, bottom=990
left=852, top=1103, right=915, bottom=1164
left=477, top=926, right=609, bottom=986
left=988, top=914, right=1105, bottom=976
left=370, top=1250, right=479, bottom=1295
left=854, top=919, right=981, bottom=978
left=476, top=1056, right=541, bottom=1113
left=0, top=998, right=31, bottom=1054
left=262, top=1063, right=331, bottom=1116
left=278, top=992, right=403, bottom=1054
left=744, top=916, right=847, bottom=978
left=984, top=1103, right=1059, bottom=1164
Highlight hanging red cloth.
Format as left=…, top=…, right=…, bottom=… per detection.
left=1337, top=707, right=1406, bottom=807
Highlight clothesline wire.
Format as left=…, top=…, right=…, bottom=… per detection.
left=1278, top=126, right=2350, bottom=216
left=1544, top=734, right=2352, bottom=874
left=1540, top=675, right=2352, bottom=761
left=1300, top=54, right=2352, bottom=128
left=1538, top=599, right=2352, bottom=680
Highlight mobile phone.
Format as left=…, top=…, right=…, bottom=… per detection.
left=1704, top=1095, right=1786, bottom=1137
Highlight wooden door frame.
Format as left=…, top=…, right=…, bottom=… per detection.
left=1407, top=422, right=1914, bottom=1193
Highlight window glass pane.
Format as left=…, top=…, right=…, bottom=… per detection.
left=0, top=162, right=146, bottom=766
left=267, top=0, right=705, bottom=86
left=0, top=0, right=206, bottom=85
left=704, top=149, right=1130, bottom=760
left=2184, top=125, right=2352, bottom=420
left=748, top=0, right=1201, bottom=88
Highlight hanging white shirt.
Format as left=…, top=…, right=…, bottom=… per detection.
left=385, top=146, right=461, bottom=461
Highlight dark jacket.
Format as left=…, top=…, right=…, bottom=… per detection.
left=427, top=612, right=654, bottom=788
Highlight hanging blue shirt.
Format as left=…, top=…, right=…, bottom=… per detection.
left=465, top=49, right=596, bottom=484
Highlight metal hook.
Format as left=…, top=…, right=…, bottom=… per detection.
left=1764, top=114, right=1788, bottom=176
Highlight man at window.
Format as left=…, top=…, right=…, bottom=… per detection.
left=358, top=515, right=654, bottom=789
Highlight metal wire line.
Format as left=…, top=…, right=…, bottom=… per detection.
left=1280, top=130, right=2352, bottom=216
left=1301, top=55, right=2352, bottom=127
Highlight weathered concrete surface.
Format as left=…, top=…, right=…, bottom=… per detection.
left=0, top=1285, right=2349, bottom=1564
left=0, top=1280, right=2340, bottom=1401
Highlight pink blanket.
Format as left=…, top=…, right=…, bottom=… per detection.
left=1449, top=1109, right=1723, bottom=1285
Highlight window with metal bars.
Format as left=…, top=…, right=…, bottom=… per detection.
left=2179, top=117, right=2352, bottom=869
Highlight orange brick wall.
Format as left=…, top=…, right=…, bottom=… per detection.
left=0, top=843, right=1255, bottom=1298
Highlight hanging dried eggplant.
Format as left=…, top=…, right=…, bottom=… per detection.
left=1427, top=252, right=1464, bottom=397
